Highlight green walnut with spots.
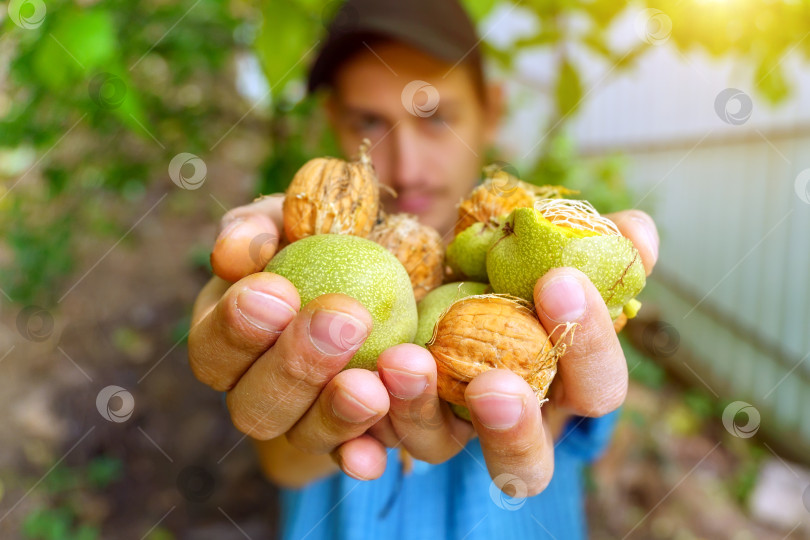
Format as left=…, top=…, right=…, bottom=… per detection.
left=265, top=234, right=418, bottom=370
left=486, top=201, right=645, bottom=320
left=445, top=221, right=499, bottom=282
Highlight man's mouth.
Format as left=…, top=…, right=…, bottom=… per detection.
left=395, top=193, right=433, bottom=214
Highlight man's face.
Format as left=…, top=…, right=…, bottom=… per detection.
left=327, top=41, right=499, bottom=238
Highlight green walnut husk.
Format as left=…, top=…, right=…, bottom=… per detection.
left=445, top=221, right=499, bottom=282
left=486, top=204, right=645, bottom=319
left=265, top=234, right=417, bottom=370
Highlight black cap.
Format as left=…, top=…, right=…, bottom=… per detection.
left=307, top=0, right=482, bottom=93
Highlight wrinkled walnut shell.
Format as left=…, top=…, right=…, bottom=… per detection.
left=455, top=164, right=577, bottom=235
left=426, top=294, right=574, bottom=407
left=369, top=212, right=444, bottom=301
left=283, top=141, right=379, bottom=242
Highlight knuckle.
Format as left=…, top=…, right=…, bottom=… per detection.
left=284, top=428, right=316, bottom=454
left=228, top=401, right=275, bottom=440
left=187, top=348, right=227, bottom=391
left=490, top=437, right=538, bottom=463
left=279, top=350, right=333, bottom=389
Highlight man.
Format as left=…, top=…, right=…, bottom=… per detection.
left=188, top=0, right=659, bottom=538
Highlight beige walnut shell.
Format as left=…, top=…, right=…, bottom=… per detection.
left=426, top=294, right=574, bottom=407
left=283, top=141, right=379, bottom=242
left=455, top=164, right=577, bottom=235
left=369, top=212, right=444, bottom=302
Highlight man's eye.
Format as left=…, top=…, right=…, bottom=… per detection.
left=358, top=116, right=384, bottom=131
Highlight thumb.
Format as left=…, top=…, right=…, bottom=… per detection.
left=211, top=195, right=284, bottom=283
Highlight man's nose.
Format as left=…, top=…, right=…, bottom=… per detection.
left=391, top=125, right=425, bottom=188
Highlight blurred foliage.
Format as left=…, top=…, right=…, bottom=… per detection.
left=21, top=456, right=122, bottom=540
left=1, top=0, right=243, bottom=305
left=2, top=0, right=808, bottom=305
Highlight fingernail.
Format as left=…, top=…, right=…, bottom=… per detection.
left=217, top=218, right=246, bottom=242
left=466, top=392, right=525, bottom=430
left=332, top=388, right=378, bottom=423
left=380, top=368, right=428, bottom=400
left=632, top=216, right=658, bottom=263
left=309, top=310, right=368, bottom=356
left=538, top=275, right=586, bottom=322
left=236, top=288, right=297, bottom=332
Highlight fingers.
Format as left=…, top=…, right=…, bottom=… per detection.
left=376, top=344, right=475, bottom=464
left=286, top=368, right=389, bottom=455
left=604, top=209, right=659, bottom=276
left=226, top=293, right=372, bottom=440
left=465, top=369, right=554, bottom=497
left=534, top=267, right=627, bottom=417
left=188, top=272, right=300, bottom=391
left=330, top=434, right=389, bottom=481
left=211, top=195, right=285, bottom=283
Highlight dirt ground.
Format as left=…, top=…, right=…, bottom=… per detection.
left=1, top=140, right=807, bottom=539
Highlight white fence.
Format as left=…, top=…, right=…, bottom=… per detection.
left=568, top=44, right=810, bottom=458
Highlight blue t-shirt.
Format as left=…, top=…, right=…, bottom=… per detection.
left=278, top=410, right=619, bottom=540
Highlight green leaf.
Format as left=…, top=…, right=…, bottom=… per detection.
left=33, top=8, right=117, bottom=87
left=554, top=57, right=582, bottom=117
left=86, top=456, right=123, bottom=489
left=461, top=0, right=498, bottom=21
left=255, top=1, right=319, bottom=98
